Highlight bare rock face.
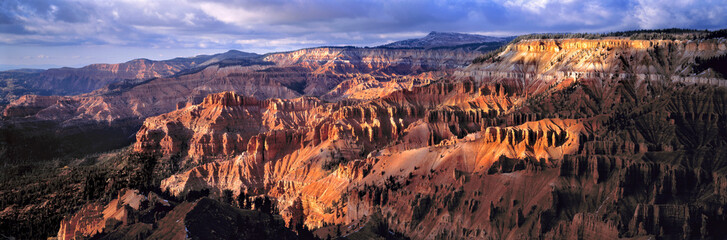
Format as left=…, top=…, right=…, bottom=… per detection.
left=545, top=213, right=619, bottom=239
left=57, top=189, right=162, bottom=240
left=35, top=59, right=184, bottom=94
left=460, top=38, right=727, bottom=85
left=134, top=91, right=325, bottom=160
left=320, top=73, right=439, bottom=101
left=56, top=202, right=106, bottom=240
left=264, top=47, right=481, bottom=75
left=57, top=190, right=296, bottom=240
left=4, top=46, right=478, bottom=126
left=2, top=95, right=63, bottom=118
left=37, top=35, right=727, bottom=240
left=146, top=79, right=582, bottom=231
left=147, top=198, right=297, bottom=240
left=0, top=46, right=480, bottom=171
left=128, top=36, right=727, bottom=240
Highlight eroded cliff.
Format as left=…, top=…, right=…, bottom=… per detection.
left=11, top=34, right=725, bottom=240
left=126, top=37, right=727, bottom=239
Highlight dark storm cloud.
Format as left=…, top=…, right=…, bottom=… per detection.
left=1, top=0, right=726, bottom=67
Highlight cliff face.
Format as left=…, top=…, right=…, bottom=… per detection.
left=4, top=47, right=477, bottom=124
left=265, top=47, right=480, bottom=74
left=460, top=38, right=727, bottom=84
left=1, top=95, right=64, bottom=118
left=36, top=59, right=186, bottom=93
left=57, top=189, right=296, bottom=240
left=57, top=189, right=156, bottom=240
left=0, top=46, right=480, bottom=168
left=134, top=91, right=324, bottom=160
left=120, top=37, right=727, bottom=239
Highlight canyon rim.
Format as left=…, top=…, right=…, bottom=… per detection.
left=1, top=1, right=727, bottom=239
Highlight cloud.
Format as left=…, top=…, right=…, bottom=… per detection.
left=630, top=0, right=726, bottom=29
left=196, top=0, right=372, bottom=27
left=235, top=38, right=325, bottom=46
left=1, top=0, right=726, bottom=67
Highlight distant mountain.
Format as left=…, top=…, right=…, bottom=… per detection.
left=194, top=50, right=260, bottom=66
left=0, top=50, right=260, bottom=105
left=0, top=65, right=64, bottom=71
left=0, top=68, right=45, bottom=74
left=379, top=31, right=512, bottom=49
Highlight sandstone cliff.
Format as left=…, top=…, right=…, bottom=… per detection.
left=57, top=190, right=296, bottom=240
left=2, top=33, right=722, bottom=240
left=4, top=47, right=478, bottom=124
left=0, top=46, right=481, bottom=168
left=128, top=37, right=727, bottom=239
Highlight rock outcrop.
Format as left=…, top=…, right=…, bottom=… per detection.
left=147, top=198, right=297, bottom=240
left=4, top=46, right=479, bottom=124
left=134, top=91, right=326, bottom=160
left=264, top=47, right=481, bottom=74
left=6, top=32, right=727, bottom=240
left=57, top=189, right=166, bottom=240
left=0, top=45, right=483, bottom=167
left=132, top=36, right=727, bottom=239
left=57, top=190, right=296, bottom=240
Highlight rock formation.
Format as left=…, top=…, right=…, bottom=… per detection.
left=57, top=189, right=162, bottom=240
left=0, top=46, right=481, bottom=163
left=132, top=36, right=727, bottom=239
left=4, top=31, right=727, bottom=240
left=4, top=47, right=479, bottom=124
left=57, top=189, right=297, bottom=240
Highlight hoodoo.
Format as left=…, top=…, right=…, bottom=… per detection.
left=2, top=22, right=727, bottom=240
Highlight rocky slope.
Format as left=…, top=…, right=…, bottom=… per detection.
left=461, top=38, right=727, bottom=80
left=4, top=47, right=479, bottom=124
left=265, top=46, right=481, bottom=73
left=57, top=189, right=297, bottom=240
left=0, top=46, right=478, bottom=163
left=0, top=46, right=482, bottom=174
left=121, top=36, right=727, bottom=239
left=133, top=92, right=325, bottom=161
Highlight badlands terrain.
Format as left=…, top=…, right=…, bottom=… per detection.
left=1, top=29, right=727, bottom=239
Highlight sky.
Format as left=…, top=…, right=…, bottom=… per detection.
left=1, top=0, right=726, bottom=70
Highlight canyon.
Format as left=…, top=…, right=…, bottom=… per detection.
left=0, top=45, right=485, bottom=163
left=2, top=30, right=727, bottom=239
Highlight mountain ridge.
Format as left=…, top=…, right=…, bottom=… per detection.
left=379, top=31, right=512, bottom=49
left=0, top=50, right=262, bottom=106
left=0, top=32, right=507, bottom=107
